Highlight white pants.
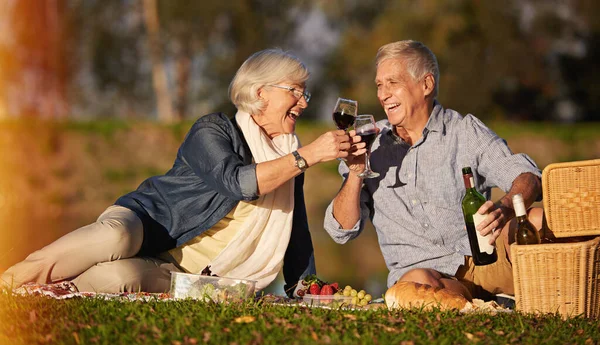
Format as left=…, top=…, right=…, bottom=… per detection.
left=1, top=205, right=180, bottom=293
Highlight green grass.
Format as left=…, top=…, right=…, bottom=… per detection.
left=1, top=293, right=598, bottom=345
left=488, top=121, right=600, bottom=142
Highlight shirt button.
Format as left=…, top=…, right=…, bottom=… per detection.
left=423, top=223, right=429, bottom=228
left=407, top=173, right=412, bottom=178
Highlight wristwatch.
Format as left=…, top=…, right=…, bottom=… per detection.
left=292, top=150, right=308, bottom=172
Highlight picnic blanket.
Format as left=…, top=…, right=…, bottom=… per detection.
left=12, top=282, right=172, bottom=301
left=10, top=282, right=511, bottom=314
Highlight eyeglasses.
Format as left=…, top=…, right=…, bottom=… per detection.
left=268, top=84, right=311, bottom=103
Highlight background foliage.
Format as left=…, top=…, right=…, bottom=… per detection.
left=0, top=0, right=598, bottom=122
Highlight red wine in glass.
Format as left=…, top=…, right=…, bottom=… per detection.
left=332, top=98, right=357, bottom=131
left=358, top=132, right=377, bottom=149
left=354, top=114, right=380, bottom=179
left=334, top=111, right=356, bottom=130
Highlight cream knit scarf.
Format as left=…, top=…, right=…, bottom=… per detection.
left=208, top=110, right=297, bottom=290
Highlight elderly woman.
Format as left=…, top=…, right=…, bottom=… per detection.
left=1, top=48, right=358, bottom=296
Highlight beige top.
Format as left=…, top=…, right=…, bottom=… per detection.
left=161, top=200, right=256, bottom=274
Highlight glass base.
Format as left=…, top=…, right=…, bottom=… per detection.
left=358, top=169, right=379, bottom=179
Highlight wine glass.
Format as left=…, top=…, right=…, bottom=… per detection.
left=332, top=98, right=357, bottom=132
left=354, top=114, right=380, bottom=179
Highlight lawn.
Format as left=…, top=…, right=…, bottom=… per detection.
left=1, top=120, right=599, bottom=344
left=0, top=292, right=598, bottom=345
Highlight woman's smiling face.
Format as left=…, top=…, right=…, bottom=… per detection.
left=253, top=81, right=309, bottom=138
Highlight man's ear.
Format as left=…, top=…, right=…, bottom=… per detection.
left=423, top=73, right=435, bottom=97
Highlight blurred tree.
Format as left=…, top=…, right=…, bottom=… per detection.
left=323, top=0, right=599, bottom=122
left=0, top=0, right=71, bottom=118
left=143, top=0, right=308, bottom=120
left=2, top=0, right=597, bottom=122
left=323, top=0, right=538, bottom=120
left=188, top=0, right=311, bottom=117
left=156, top=1, right=232, bottom=120
left=74, top=0, right=153, bottom=119
left=143, top=0, right=173, bottom=123
left=555, top=0, right=600, bottom=121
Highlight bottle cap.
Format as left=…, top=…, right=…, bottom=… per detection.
left=512, top=193, right=524, bottom=204
left=512, top=193, right=526, bottom=217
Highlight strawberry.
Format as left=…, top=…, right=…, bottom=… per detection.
left=320, top=284, right=334, bottom=295
left=330, top=282, right=339, bottom=293
left=309, top=283, right=321, bottom=295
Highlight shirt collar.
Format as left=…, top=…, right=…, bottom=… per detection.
left=386, top=100, right=445, bottom=144
left=423, top=100, right=445, bottom=134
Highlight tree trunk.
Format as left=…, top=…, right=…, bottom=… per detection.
left=142, top=0, right=173, bottom=123
left=45, top=0, right=69, bottom=119
left=174, top=40, right=191, bottom=121
left=0, top=0, right=69, bottom=119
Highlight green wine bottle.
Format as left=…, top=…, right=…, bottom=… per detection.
left=512, top=193, right=541, bottom=245
left=461, top=167, right=498, bottom=265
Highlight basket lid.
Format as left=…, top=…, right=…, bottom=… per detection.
left=542, top=159, right=600, bottom=238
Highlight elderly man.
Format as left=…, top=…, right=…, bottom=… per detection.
left=324, top=40, right=543, bottom=301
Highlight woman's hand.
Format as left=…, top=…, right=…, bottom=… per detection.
left=300, top=130, right=352, bottom=164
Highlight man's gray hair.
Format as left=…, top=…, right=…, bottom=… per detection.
left=229, top=48, right=310, bottom=115
left=376, top=40, right=439, bottom=98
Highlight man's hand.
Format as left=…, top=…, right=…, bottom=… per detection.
left=345, top=129, right=379, bottom=175
left=476, top=200, right=513, bottom=244
left=475, top=172, right=541, bottom=244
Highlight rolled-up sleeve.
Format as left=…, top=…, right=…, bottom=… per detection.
left=323, top=163, right=371, bottom=243
left=179, top=122, right=258, bottom=200
left=464, top=115, right=541, bottom=193
left=323, top=201, right=362, bottom=243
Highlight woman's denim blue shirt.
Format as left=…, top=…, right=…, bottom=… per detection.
left=115, top=112, right=315, bottom=293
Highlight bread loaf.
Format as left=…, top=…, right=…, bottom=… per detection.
left=385, top=281, right=468, bottom=311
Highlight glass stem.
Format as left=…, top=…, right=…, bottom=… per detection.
left=364, top=151, right=371, bottom=172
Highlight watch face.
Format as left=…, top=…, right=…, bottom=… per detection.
left=297, top=158, right=307, bottom=169
left=293, top=151, right=307, bottom=171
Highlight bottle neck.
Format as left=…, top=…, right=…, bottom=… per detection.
left=514, top=198, right=527, bottom=218
left=516, top=214, right=528, bottom=223
left=462, top=174, right=475, bottom=190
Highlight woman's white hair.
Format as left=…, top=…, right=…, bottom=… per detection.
left=376, top=40, right=439, bottom=98
left=229, top=48, right=310, bottom=115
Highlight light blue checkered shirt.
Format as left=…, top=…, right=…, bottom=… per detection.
left=323, top=102, right=541, bottom=288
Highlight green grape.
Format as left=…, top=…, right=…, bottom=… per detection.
left=364, top=294, right=372, bottom=302
left=342, top=289, right=351, bottom=297
left=351, top=296, right=359, bottom=305
left=350, top=289, right=357, bottom=297
left=344, top=285, right=352, bottom=291
left=359, top=298, right=369, bottom=306
left=357, top=291, right=365, bottom=300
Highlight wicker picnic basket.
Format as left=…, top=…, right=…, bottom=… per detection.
left=511, top=159, right=600, bottom=318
